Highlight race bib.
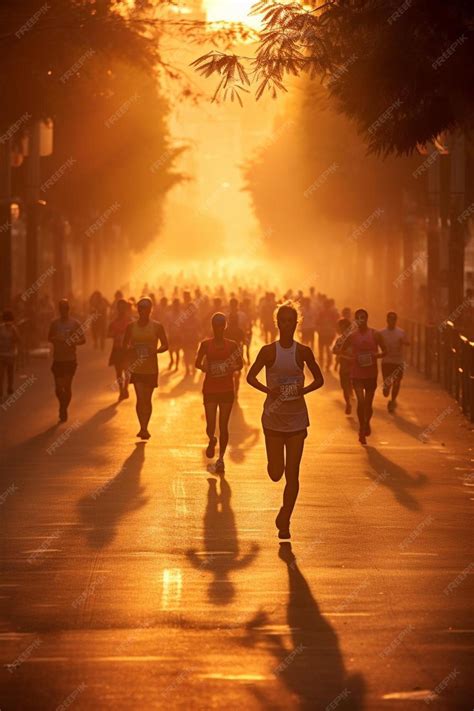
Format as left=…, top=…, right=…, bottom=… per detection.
left=278, top=375, right=301, bottom=401
left=135, top=344, right=151, bottom=359
left=210, top=360, right=228, bottom=378
left=357, top=352, right=373, bottom=367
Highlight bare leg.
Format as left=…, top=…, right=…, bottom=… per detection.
left=353, top=384, right=366, bottom=433
left=204, top=401, right=218, bottom=443
left=134, top=382, right=154, bottom=435
left=218, top=401, right=233, bottom=460
left=280, top=432, right=306, bottom=527
left=264, top=434, right=285, bottom=482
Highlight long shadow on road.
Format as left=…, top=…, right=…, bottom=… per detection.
left=76, top=442, right=148, bottom=549
left=187, top=477, right=259, bottom=605
left=245, top=543, right=366, bottom=710
left=364, top=445, right=427, bottom=511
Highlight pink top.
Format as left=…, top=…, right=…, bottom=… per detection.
left=349, top=328, right=378, bottom=379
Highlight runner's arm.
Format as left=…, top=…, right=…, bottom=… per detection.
left=156, top=323, right=169, bottom=353
left=246, top=346, right=272, bottom=395
left=122, top=323, right=133, bottom=351
left=195, top=342, right=207, bottom=371
left=375, top=331, right=387, bottom=358
left=301, top=346, right=324, bottom=395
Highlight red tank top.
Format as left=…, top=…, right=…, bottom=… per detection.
left=350, top=328, right=378, bottom=379
left=202, top=338, right=238, bottom=394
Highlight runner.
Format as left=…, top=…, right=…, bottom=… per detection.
left=48, top=299, right=85, bottom=422
left=167, top=298, right=182, bottom=371
left=107, top=298, right=133, bottom=401
left=247, top=300, right=324, bottom=540
left=0, top=310, right=21, bottom=400
left=195, top=312, right=243, bottom=474
left=123, top=297, right=168, bottom=440
left=343, top=308, right=386, bottom=444
left=332, top=317, right=353, bottom=414
left=379, top=311, right=409, bottom=412
left=224, top=313, right=245, bottom=397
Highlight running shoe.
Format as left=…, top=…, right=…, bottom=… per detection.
left=215, top=458, right=225, bottom=474
left=137, top=429, right=151, bottom=440
left=358, top=431, right=367, bottom=445
left=275, top=510, right=291, bottom=540
left=206, top=436, right=217, bottom=459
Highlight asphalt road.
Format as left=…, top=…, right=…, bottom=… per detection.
left=1, top=343, right=473, bottom=710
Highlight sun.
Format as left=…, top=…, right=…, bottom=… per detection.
left=204, top=0, right=261, bottom=27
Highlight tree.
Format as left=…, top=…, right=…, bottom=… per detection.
left=193, top=0, right=474, bottom=155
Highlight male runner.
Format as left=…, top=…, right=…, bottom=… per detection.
left=48, top=299, right=85, bottom=422
left=123, top=297, right=168, bottom=440
left=379, top=312, right=409, bottom=412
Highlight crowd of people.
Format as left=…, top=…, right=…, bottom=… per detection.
left=1, top=284, right=411, bottom=539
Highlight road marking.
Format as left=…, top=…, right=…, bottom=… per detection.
left=382, top=690, right=435, bottom=700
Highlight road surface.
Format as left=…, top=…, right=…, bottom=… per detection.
left=1, top=344, right=473, bottom=710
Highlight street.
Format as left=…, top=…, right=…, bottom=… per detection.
left=1, top=345, right=473, bottom=710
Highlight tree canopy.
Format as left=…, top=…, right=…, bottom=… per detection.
left=193, top=0, right=474, bottom=155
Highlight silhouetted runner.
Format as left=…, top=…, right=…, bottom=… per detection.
left=107, top=298, right=133, bottom=401
left=195, top=312, right=243, bottom=474
left=48, top=299, right=85, bottom=422
left=123, top=297, right=168, bottom=440
left=342, top=308, right=386, bottom=444
left=332, top=317, right=354, bottom=414
left=0, top=309, right=21, bottom=399
left=379, top=311, right=410, bottom=412
left=247, top=301, right=324, bottom=539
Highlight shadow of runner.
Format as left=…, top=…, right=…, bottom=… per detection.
left=246, top=543, right=366, bottom=710
left=187, top=477, right=259, bottom=605
left=228, top=401, right=260, bottom=464
left=76, top=442, right=148, bottom=549
left=365, top=446, right=427, bottom=511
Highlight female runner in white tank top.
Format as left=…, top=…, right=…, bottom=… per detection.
left=247, top=301, right=324, bottom=539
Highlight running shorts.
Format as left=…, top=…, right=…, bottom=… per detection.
left=351, top=377, right=377, bottom=390
left=51, top=361, right=77, bottom=377
left=203, top=391, right=235, bottom=405
left=130, top=372, right=158, bottom=388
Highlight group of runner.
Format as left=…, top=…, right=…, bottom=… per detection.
left=1, top=286, right=409, bottom=539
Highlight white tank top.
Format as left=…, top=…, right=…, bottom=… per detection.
left=262, top=342, right=309, bottom=432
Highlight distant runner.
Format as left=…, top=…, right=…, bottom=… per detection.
left=344, top=309, right=386, bottom=444
left=107, top=298, right=133, bottom=401
left=247, top=301, right=324, bottom=540
left=48, top=299, right=85, bottom=422
left=123, top=297, right=168, bottom=440
left=332, top=317, right=354, bottom=414
left=379, top=311, right=409, bottom=412
left=0, top=309, right=21, bottom=399
left=195, top=312, right=243, bottom=474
